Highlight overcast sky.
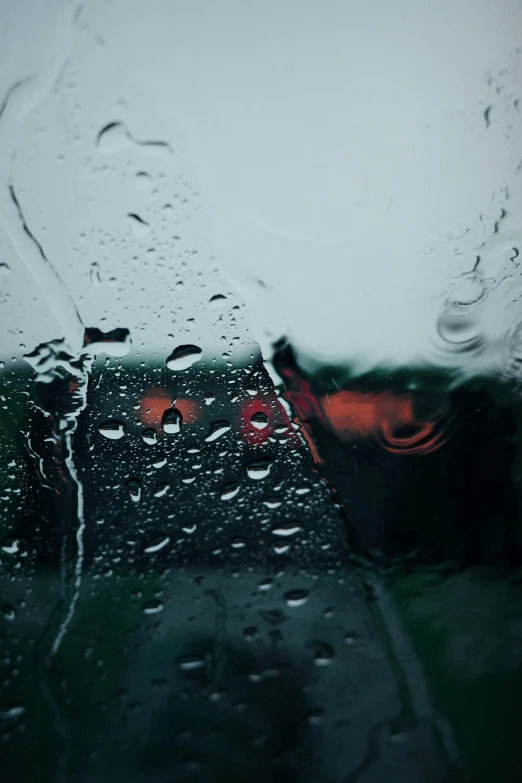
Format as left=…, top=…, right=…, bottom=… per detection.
left=0, top=0, right=521, bottom=379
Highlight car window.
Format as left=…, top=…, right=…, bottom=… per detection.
left=1, top=3, right=522, bottom=782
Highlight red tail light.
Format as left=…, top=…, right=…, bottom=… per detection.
left=320, top=390, right=449, bottom=455
left=238, top=395, right=304, bottom=453
left=238, top=397, right=275, bottom=446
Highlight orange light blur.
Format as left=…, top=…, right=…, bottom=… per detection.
left=137, top=387, right=202, bottom=429
left=321, top=391, right=381, bottom=438
left=320, top=390, right=447, bottom=456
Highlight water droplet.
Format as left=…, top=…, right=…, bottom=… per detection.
left=249, top=668, right=280, bottom=683
left=245, top=459, right=272, bottom=480
left=220, top=482, right=240, bottom=501
left=135, top=171, right=152, bottom=192
left=98, top=420, right=126, bottom=440
left=258, top=578, right=273, bottom=591
left=153, top=483, right=169, bottom=498
left=0, top=705, right=25, bottom=719
left=271, top=523, right=301, bottom=538
left=436, top=307, right=482, bottom=353
left=231, top=537, right=245, bottom=548
left=1, top=539, right=24, bottom=555
left=311, top=640, right=335, bottom=666
left=182, top=523, right=197, bottom=534
left=0, top=263, right=11, bottom=274
left=83, top=327, right=131, bottom=357
left=263, top=498, right=282, bottom=509
left=162, top=407, right=182, bottom=434
left=142, top=428, right=157, bottom=445
left=96, top=121, right=129, bottom=153
left=205, top=420, right=231, bottom=442
left=127, top=213, right=150, bottom=236
left=209, top=294, right=227, bottom=309
left=344, top=631, right=362, bottom=646
left=144, top=536, right=170, bottom=553
left=1, top=604, right=16, bottom=621
left=90, top=262, right=101, bottom=286
left=273, top=543, right=291, bottom=555
left=307, top=707, right=325, bottom=726
left=205, top=395, right=215, bottom=406
left=284, top=589, right=309, bottom=607
left=152, top=456, right=167, bottom=469
left=143, top=599, right=163, bottom=615
left=166, top=344, right=202, bottom=371
left=450, top=273, right=485, bottom=305
left=126, top=478, right=142, bottom=502
left=250, top=411, right=268, bottom=430
left=177, top=654, right=205, bottom=671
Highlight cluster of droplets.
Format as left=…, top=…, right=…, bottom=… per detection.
left=434, top=180, right=522, bottom=383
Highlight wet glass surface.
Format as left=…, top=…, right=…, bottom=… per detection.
left=1, top=3, right=522, bottom=782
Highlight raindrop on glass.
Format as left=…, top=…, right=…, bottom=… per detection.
left=90, top=262, right=101, bottom=286
left=98, top=421, right=126, bottom=440
left=209, top=294, right=227, bottom=309
left=143, top=599, right=163, bottom=615
left=144, top=536, right=170, bottom=554
left=271, top=523, right=301, bottom=538
left=162, top=407, right=182, bottom=434
left=451, top=273, right=485, bottom=306
left=135, top=171, right=152, bottom=192
left=220, top=482, right=240, bottom=501
left=96, top=121, right=129, bottom=154
left=246, top=460, right=272, bottom=480
left=177, top=654, right=205, bottom=671
left=204, top=420, right=231, bottom=442
left=264, top=498, right=282, bottom=509
left=250, top=411, right=268, bottom=430
left=166, top=344, right=202, bottom=371
left=0, top=705, right=25, bottom=719
left=436, top=307, right=482, bottom=353
left=311, top=640, right=335, bottom=666
left=1, top=604, right=16, bottom=621
left=127, top=213, right=150, bottom=236
left=126, top=478, right=142, bottom=502
left=284, top=589, right=309, bottom=607
left=153, top=483, right=169, bottom=498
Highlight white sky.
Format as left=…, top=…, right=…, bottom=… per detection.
left=0, top=0, right=521, bottom=377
